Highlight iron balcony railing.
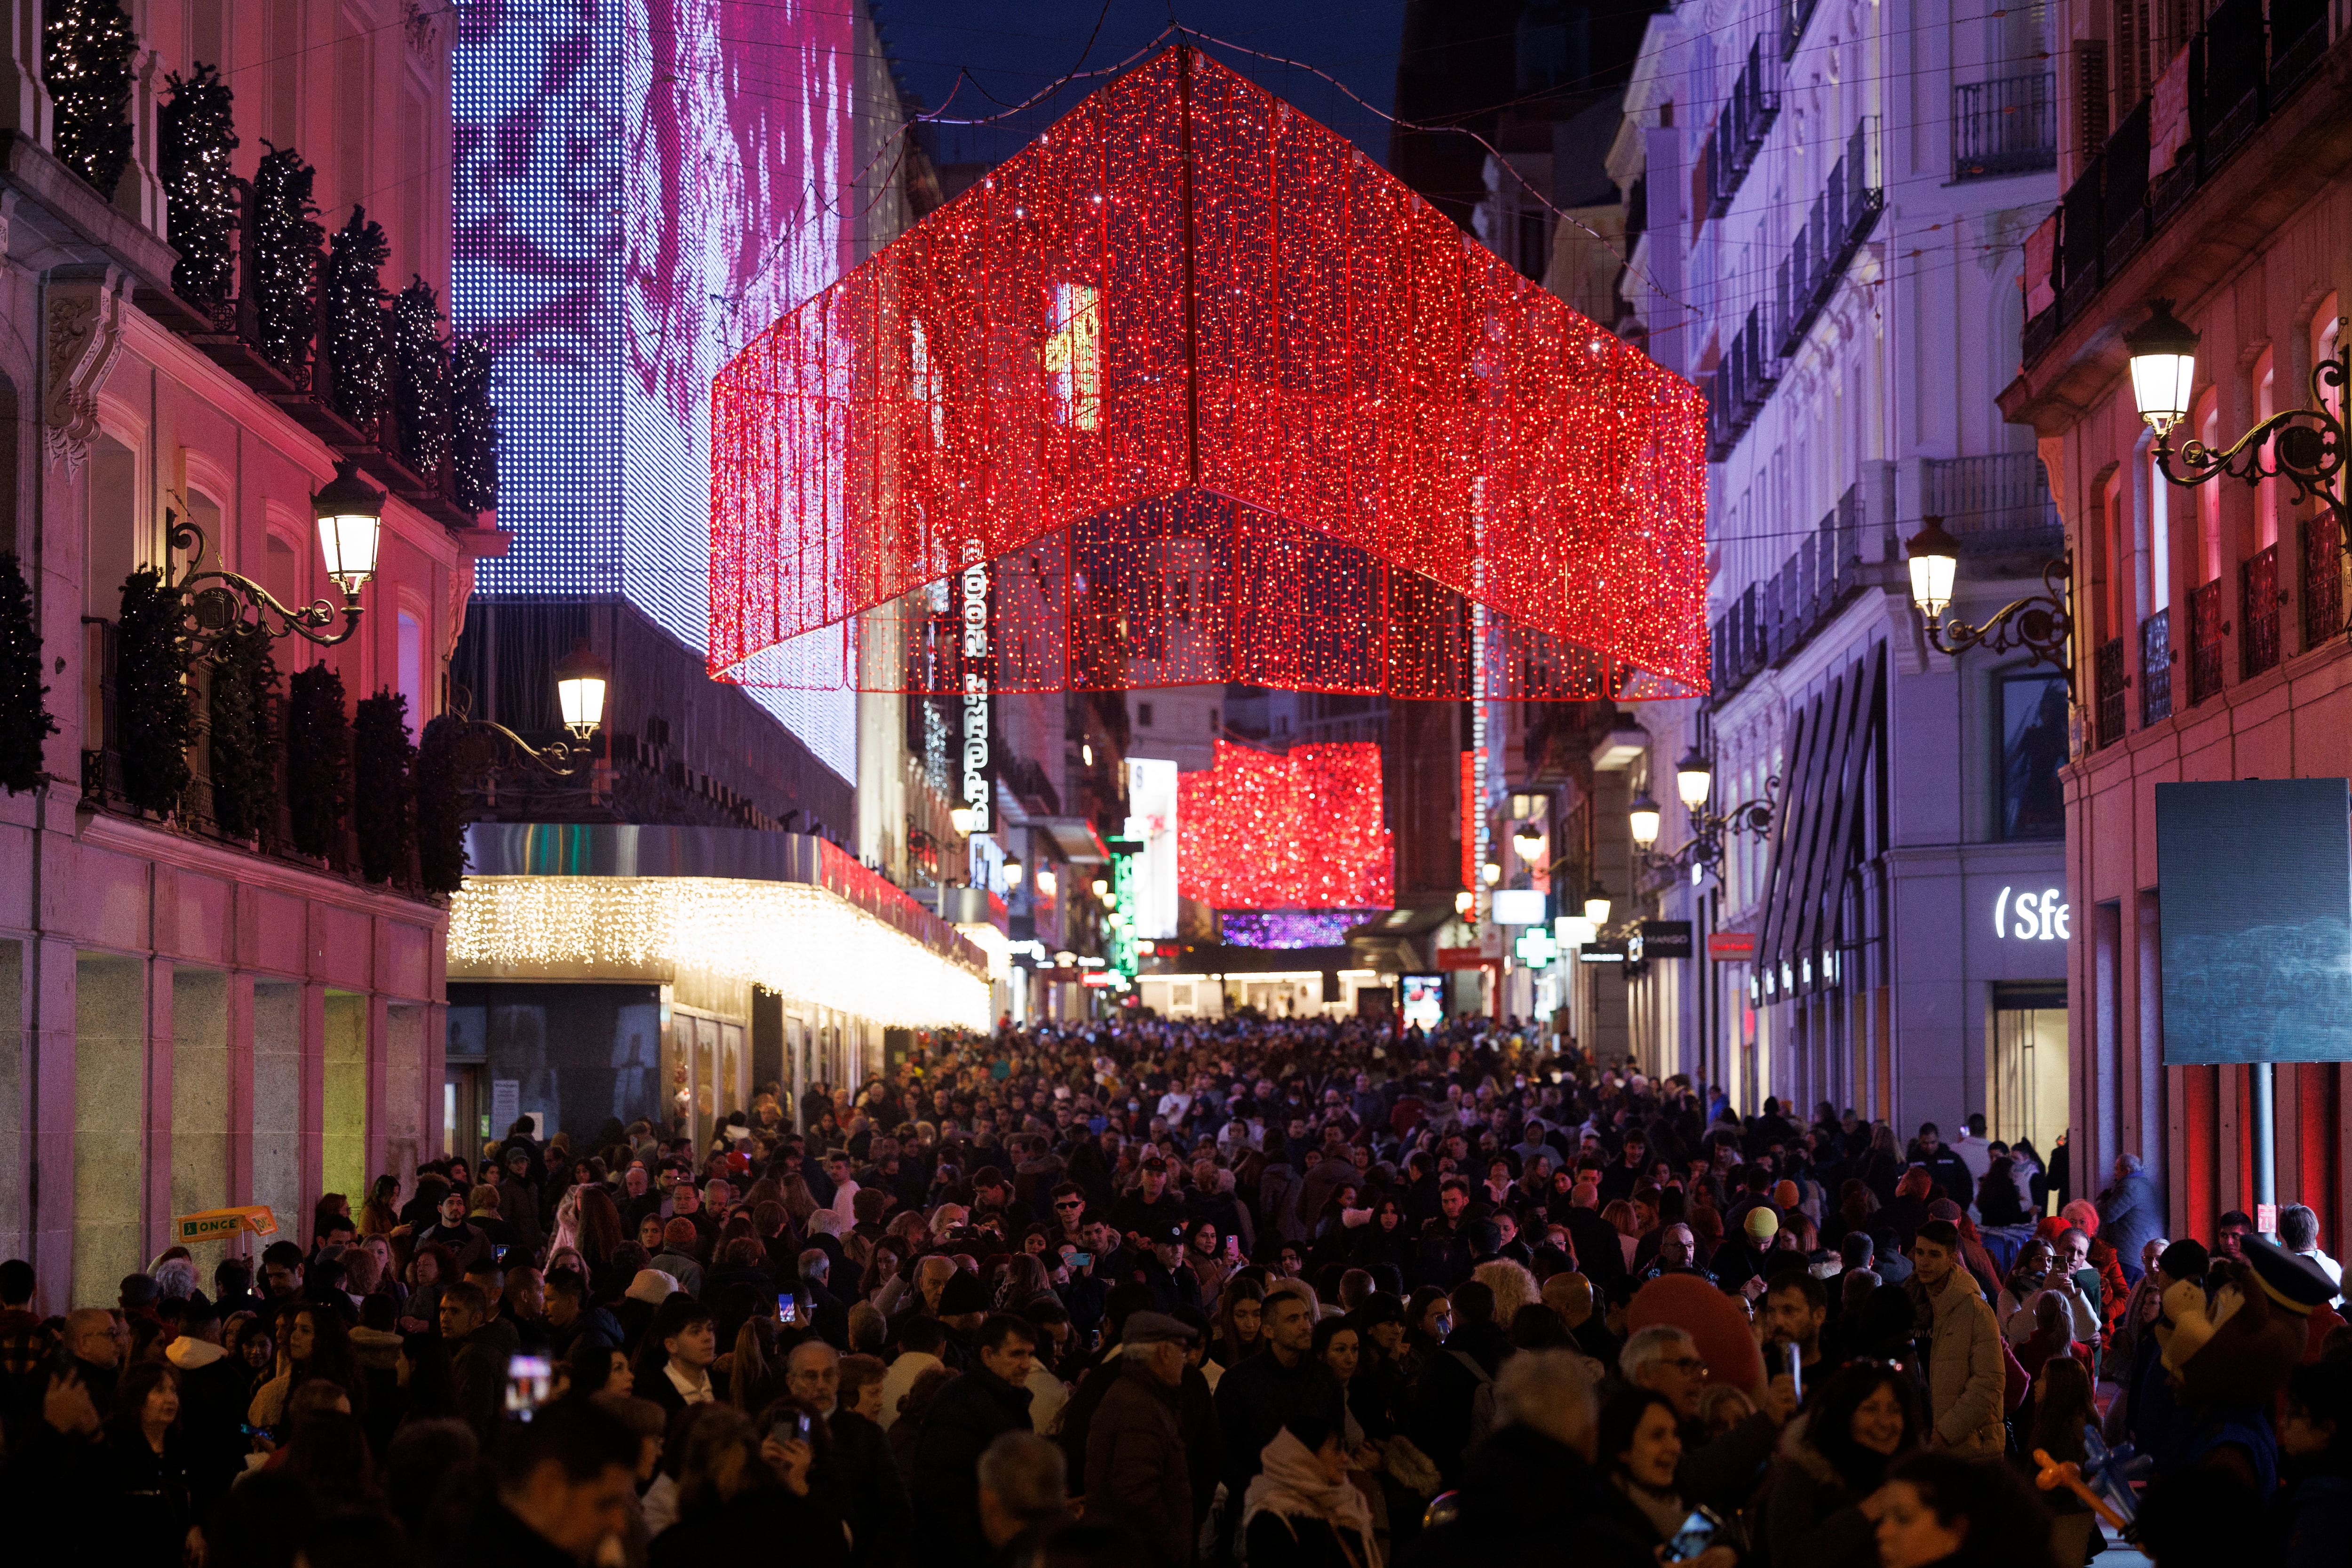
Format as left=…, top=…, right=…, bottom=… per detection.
left=2022, top=0, right=2336, bottom=368
left=1708, top=485, right=1864, bottom=704
left=2241, top=543, right=2281, bottom=678
left=1923, top=452, right=2064, bottom=558
left=1706, top=305, right=1782, bottom=458
left=1706, top=38, right=1783, bottom=217
left=2303, top=511, right=2344, bottom=648
left=2094, top=638, right=2128, bottom=748
left=2188, top=578, right=2225, bottom=705
left=1774, top=118, right=1884, bottom=359
left=2140, top=610, right=2173, bottom=728
left=1952, top=73, right=2058, bottom=180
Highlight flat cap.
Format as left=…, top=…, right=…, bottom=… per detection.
left=1123, top=1311, right=1198, bottom=1345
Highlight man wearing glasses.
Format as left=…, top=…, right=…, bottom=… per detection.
left=1620, top=1322, right=1795, bottom=1512
left=1047, top=1184, right=1090, bottom=1250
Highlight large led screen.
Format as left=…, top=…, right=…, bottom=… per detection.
left=2156, top=778, right=2352, bottom=1063
left=453, top=0, right=866, bottom=779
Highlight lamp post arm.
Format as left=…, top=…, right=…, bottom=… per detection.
left=162, top=508, right=367, bottom=650
left=2154, top=344, right=2349, bottom=531
left=1922, top=554, right=2076, bottom=698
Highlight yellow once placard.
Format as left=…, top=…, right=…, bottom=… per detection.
left=172, top=1205, right=278, bottom=1243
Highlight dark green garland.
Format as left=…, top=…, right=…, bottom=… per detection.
left=448, top=336, right=500, bottom=513
left=285, top=662, right=350, bottom=859
left=42, top=0, right=137, bottom=198
left=117, top=568, right=195, bottom=817
left=392, top=278, right=449, bottom=479
left=159, top=64, right=238, bottom=309
left=0, top=553, right=56, bottom=793
left=413, top=715, right=468, bottom=895
left=251, top=143, right=323, bottom=379
left=207, top=619, right=280, bottom=841
left=323, top=206, right=391, bottom=433
left=351, top=688, right=413, bottom=884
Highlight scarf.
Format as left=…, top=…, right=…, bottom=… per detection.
left=1242, top=1429, right=1379, bottom=1568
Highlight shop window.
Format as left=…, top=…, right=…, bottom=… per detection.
left=1987, top=980, right=2068, bottom=1177
left=1998, top=672, right=2067, bottom=839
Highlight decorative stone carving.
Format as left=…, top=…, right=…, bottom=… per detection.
left=43, top=266, right=127, bottom=470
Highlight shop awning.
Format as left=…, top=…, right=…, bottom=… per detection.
left=1753, top=646, right=1883, bottom=993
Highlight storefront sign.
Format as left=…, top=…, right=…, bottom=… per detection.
left=961, top=541, right=993, bottom=834
left=1436, top=945, right=1490, bottom=971
left=1578, top=941, right=1627, bottom=963
left=1992, top=885, right=2070, bottom=941
left=1708, top=930, right=1756, bottom=959
left=1636, top=920, right=1693, bottom=958
left=173, top=1205, right=278, bottom=1244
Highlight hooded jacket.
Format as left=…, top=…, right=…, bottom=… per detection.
left=1909, top=1265, right=2006, bottom=1453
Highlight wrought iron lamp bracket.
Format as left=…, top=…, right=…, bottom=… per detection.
left=2156, top=344, right=2351, bottom=536
left=439, top=685, right=589, bottom=778
left=163, top=507, right=364, bottom=653
left=1921, top=553, right=2077, bottom=699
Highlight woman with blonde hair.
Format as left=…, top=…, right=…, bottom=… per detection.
left=1472, top=1258, right=1541, bottom=1327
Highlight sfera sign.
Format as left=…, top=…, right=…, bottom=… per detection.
left=960, top=541, right=992, bottom=833
left=1993, top=885, right=2069, bottom=942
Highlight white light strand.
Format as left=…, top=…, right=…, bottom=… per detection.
left=449, top=877, right=992, bottom=1030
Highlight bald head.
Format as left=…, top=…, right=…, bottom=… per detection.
left=64, top=1309, right=117, bottom=1368
left=787, top=1337, right=841, bottom=1414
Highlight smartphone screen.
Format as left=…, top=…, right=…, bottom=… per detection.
left=1786, top=1342, right=1803, bottom=1405
left=1666, top=1510, right=1716, bottom=1562
left=1070, top=1252, right=1092, bottom=1270
left=505, top=1354, right=553, bottom=1420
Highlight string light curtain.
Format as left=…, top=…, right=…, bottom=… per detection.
left=1177, top=740, right=1393, bottom=910
left=710, top=46, right=1708, bottom=700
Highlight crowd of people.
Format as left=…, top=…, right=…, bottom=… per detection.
left=1, top=1012, right=2347, bottom=1568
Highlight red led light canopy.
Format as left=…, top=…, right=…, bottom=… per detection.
left=1178, top=740, right=1393, bottom=910
left=709, top=46, right=1708, bottom=700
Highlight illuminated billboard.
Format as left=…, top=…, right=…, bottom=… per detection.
left=452, top=0, right=867, bottom=779
left=2156, top=778, right=2352, bottom=1063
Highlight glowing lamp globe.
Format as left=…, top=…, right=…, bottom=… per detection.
left=1906, top=516, right=1961, bottom=621
left=312, top=459, right=384, bottom=596
left=1582, top=882, right=1612, bottom=925
left=1035, top=868, right=1058, bottom=899
left=1512, top=821, right=1545, bottom=861
left=2125, top=298, right=2199, bottom=436
left=1675, top=748, right=1712, bottom=811
left=1628, top=791, right=1662, bottom=848
left=949, top=806, right=977, bottom=835
left=552, top=640, right=610, bottom=740
left=1002, top=857, right=1025, bottom=887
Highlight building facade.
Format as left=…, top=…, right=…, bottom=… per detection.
left=1609, top=0, right=2071, bottom=1140
left=1999, top=2, right=2352, bottom=1255
left=0, top=0, right=484, bottom=1309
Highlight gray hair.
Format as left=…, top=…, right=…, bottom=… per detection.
left=798, top=1248, right=830, bottom=1282
left=152, top=1258, right=199, bottom=1300
left=1493, top=1348, right=1597, bottom=1451
left=977, top=1431, right=1067, bottom=1523
left=2116, top=1152, right=2144, bottom=1174
left=2279, top=1204, right=2320, bottom=1251
left=1618, top=1323, right=1696, bottom=1386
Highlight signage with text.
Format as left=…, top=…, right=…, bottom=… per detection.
left=1636, top=920, right=1694, bottom=959
left=1708, top=930, right=1756, bottom=960
left=1992, top=885, right=2070, bottom=941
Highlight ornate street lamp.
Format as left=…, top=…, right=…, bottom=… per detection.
left=169, top=459, right=382, bottom=651
left=2129, top=298, right=2347, bottom=536
left=436, top=639, right=607, bottom=780
left=1674, top=747, right=1713, bottom=811
left=1904, top=515, right=2076, bottom=697
left=1628, top=790, right=1662, bottom=849
left=1581, top=881, right=1612, bottom=925
left=553, top=640, right=610, bottom=740
left=1002, top=855, right=1025, bottom=887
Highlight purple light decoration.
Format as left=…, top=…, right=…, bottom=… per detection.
left=1220, top=909, right=1375, bottom=949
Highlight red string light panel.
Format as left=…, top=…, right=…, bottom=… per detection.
left=709, top=46, right=1708, bottom=700
left=1177, top=740, right=1394, bottom=911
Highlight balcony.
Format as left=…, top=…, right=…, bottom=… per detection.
left=2139, top=610, right=2173, bottom=727
left=2303, top=512, right=2344, bottom=647
left=1706, top=306, right=1781, bottom=458
left=2094, top=637, right=2127, bottom=748
left=1772, top=119, right=1884, bottom=360
left=2241, top=543, right=2282, bottom=677
left=1708, top=484, right=1865, bottom=705
left=1951, top=74, right=2058, bottom=181
left=1781, top=0, right=1823, bottom=59
left=1922, top=452, right=2063, bottom=558
left=2019, top=5, right=2338, bottom=369
left=2188, top=578, right=2226, bottom=704
left=1705, top=39, right=1782, bottom=217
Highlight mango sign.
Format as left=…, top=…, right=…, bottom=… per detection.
left=173, top=1206, right=278, bottom=1244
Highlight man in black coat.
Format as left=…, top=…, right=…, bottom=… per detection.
left=787, top=1338, right=910, bottom=1568
left=1209, top=1288, right=1341, bottom=1524
left=908, top=1312, right=1039, bottom=1561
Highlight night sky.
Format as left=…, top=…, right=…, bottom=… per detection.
left=869, top=0, right=1410, bottom=168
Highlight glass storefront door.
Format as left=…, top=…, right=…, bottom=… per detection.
left=1988, top=981, right=2068, bottom=1180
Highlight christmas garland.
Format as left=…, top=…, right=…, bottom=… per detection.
left=449, top=335, right=499, bottom=513
left=207, top=618, right=280, bottom=842
left=251, top=144, right=324, bottom=379
left=351, top=688, right=414, bottom=884
left=323, top=206, right=391, bottom=433
left=391, top=279, right=449, bottom=479
left=0, top=553, right=56, bottom=793
left=285, top=662, right=350, bottom=860
left=43, top=0, right=137, bottom=198
left=116, top=568, right=195, bottom=817
left=159, top=64, right=238, bottom=311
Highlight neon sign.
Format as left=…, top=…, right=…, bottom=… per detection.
left=1993, top=885, right=2070, bottom=942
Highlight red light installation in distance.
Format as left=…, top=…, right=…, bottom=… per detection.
left=708, top=45, right=1708, bottom=702
left=1178, top=740, right=1393, bottom=911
